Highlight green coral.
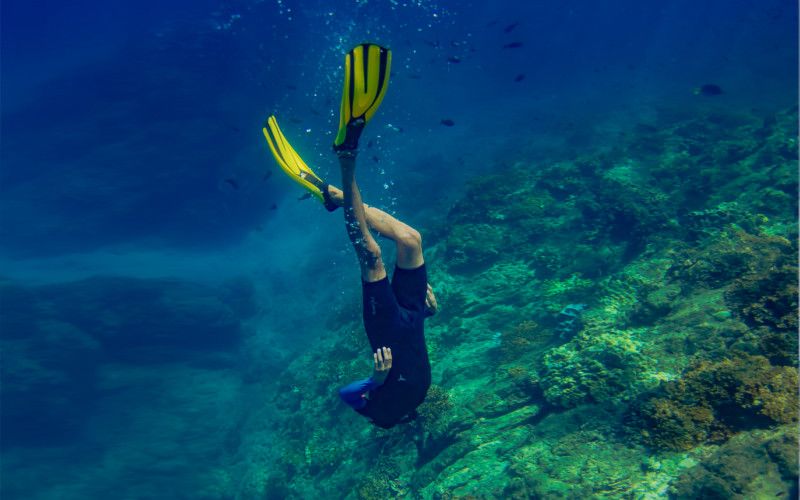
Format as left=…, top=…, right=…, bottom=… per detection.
left=540, top=328, right=650, bottom=408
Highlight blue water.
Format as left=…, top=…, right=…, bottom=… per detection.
left=1, top=0, right=797, bottom=498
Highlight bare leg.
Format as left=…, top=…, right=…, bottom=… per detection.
left=339, top=154, right=387, bottom=282
left=326, top=183, right=424, bottom=270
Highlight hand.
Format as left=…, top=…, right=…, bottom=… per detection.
left=372, top=346, right=392, bottom=384
left=425, top=283, right=438, bottom=315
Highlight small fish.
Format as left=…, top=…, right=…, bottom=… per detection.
left=286, top=84, right=297, bottom=90
left=503, top=42, right=523, bottom=49
left=503, top=22, right=519, bottom=33
left=450, top=40, right=468, bottom=48
left=290, top=117, right=302, bottom=124
left=694, top=83, right=723, bottom=96
left=270, top=203, right=278, bottom=210
left=514, top=73, right=525, bottom=82
left=230, top=125, right=241, bottom=133
left=297, top=193, right=312, bottom=201
left=262, top=171, right=272, bottom=181
left=367, top=140, right=374, bottom=148
left=447, top=55, right=461, bottom=64
left=224, top=178, right=239, bottom=190
left=408, top=73, right=422, bottom=80
left=440, top=119, right=455, bottom=127
left=424, top=40, right=440, bottom=48
left=372, top=156, right=380, bottom=163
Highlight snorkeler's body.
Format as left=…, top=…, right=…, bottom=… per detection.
left=262, top=44, right=437, bottom=429
left=334, top=151, right=436, bottom=428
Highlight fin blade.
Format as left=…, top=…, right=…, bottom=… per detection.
left=352, top=44, right=369, bottom=117
left=364, top=48, right=391, bottom=122
left=333, top=43, right=392, bottom=148
left=263, top=115, right=324, bottom=202
left=335, top=53, right=353, bottom=147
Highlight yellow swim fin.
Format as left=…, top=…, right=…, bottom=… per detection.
left=262, top=115, right=338, bottom=211
left=333, top=43, right=392, bottom=152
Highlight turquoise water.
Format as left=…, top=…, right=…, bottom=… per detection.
left=1, top=1, right=797, bottom=498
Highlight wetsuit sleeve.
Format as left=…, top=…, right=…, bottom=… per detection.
left=338, top=377, right=380, bottom=410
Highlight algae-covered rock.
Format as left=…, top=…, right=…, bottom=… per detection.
left=356, top=457, right=405, bottom=500
left=671, top=425, right=798, bottom=499
left=725, top=245, right=798, bottom=333
left=444, top=222, right=505, bottom=272
left=669, top=228, right=795, bottom=294
left=497, top=320, right=545, bottom=363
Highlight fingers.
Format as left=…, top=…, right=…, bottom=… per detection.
left=383, top=346, right=392, bottom=368
left=373, top=347, right=392, bottom=371
left=425, top=284, right=438, bottom=312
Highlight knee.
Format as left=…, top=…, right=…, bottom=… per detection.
left=397, top=228, right=422, bottom=252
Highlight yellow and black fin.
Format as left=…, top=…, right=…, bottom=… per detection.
left=262, top=115, right=338, bottom=211
left=333, top=43, right=392, bottom=151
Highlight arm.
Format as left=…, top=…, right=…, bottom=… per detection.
left=338, top=347, right=393, bottom=409
left=339, top=377, right=379, bottom=409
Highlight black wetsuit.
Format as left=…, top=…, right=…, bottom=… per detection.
left=338, top=264, right=432, bottom=428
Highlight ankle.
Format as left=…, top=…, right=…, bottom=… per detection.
left=337, top=149, right=358, bottom=160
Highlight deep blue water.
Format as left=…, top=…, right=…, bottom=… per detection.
left=2, top=0, right=795, bottom=262
left=1, top=0, right=797, bottom=498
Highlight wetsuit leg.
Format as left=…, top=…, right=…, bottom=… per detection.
left=362, top=277, right=402, bottom=351
left=391, top=264, right=428, bottom=314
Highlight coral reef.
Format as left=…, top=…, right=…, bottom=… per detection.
left=228, top=106, right=798, bottom=498
left=540, top=326, right=651, bottom=408
left=629, top=355, right=798, bottom=451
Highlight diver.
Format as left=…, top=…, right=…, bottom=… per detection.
left=262, top=44, right=437, bottom=429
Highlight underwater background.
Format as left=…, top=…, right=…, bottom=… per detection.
left=1, top=0, right=797, bottom=498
